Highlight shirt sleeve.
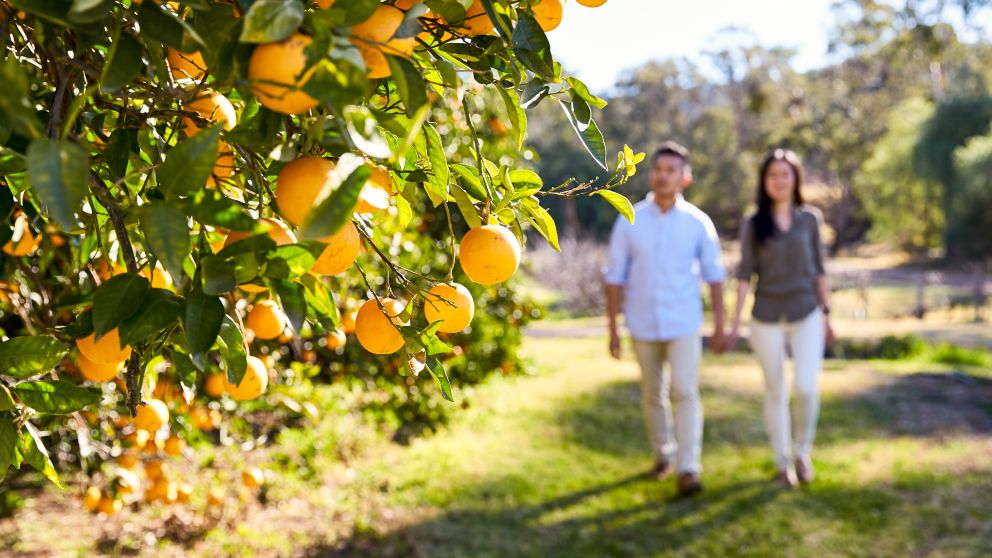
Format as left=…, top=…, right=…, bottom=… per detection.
left=736, top=216, right=757, bottom=281
left=808, top=207, right=827, bottom=276
left=602, top=216, right=631, bottom=286
left=697, top=214, right=726, bottom=283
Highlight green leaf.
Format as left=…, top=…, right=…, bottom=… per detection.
left=184, top=290, right=225, bottom=357
left=298, top=156, right=370, bottom=241
left=13, top=381, right=100, bottom=415
left=386, top=55, right=429, bottom=118
left=509, top=169, right=543, bottom=199
left=118, top=289, right=184, bottom=346
left=302, top=57, right=368, bottom=109
left=18, top=424, right=60, bottom=488
left=69, top=0, right=112, bottom=25
left=450, top=164, right=487, bottom=201
left=272, top=280, right=307, bottom=333
left=343, top=105, right=391, bottom=159
left=424, top=357, right=454, bottom=402
left=157, top=125, right=222, bottom=198
left=424, top=123, right=450, bottom=190
left=520, top=77, right=550, bottom=109
left=520, top=198, right=559, bottom=251
left=104, top=127, right=134, bottom=182
left=102, top=34, right=144, bottom=93
left=27, top=139, right=89, bottom=231
left=511, top=11, right=554, bottom=79
left=557, top=99, right=607, bottom=170
left=178, top=190, right=256, bottom=232
left=570, top=93, right=591, bottom=129
left=595, top=190, right=635, bottom=224
left=239, top=0, right=305, bottom=43
left=301, top=274, right=338, bottom=328
left=136, top=2, right=205, bottom=50
left=565, top=77, right=607, bottom=109
left=425, top=0, right=472, bottom=24
left=450, top=184, right=482, bottom=229
left=0, top=58, right=43, bottom=139
left=0, top=386, right=14, bottom=412
left=267, top=244, right=318, bottom=279
left=138, top=203, right=191, bottom=283
left=497, top=87, right=527, bottom=151
left=0, top=336, right=69, bottom=380
left=217, top=315, right=247, bottom=386
left=0, top=418, right=17, bottom=481
left=92, top=273, right=150, bottom=338
left=201, top=255, right=237, bottom=295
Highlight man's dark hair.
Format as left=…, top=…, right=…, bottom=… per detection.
left=652, top=141, right=690, bottom=165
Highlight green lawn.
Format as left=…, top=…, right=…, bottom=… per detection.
left=337, top=333, right=992, bottom=557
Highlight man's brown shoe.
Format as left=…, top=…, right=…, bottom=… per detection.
left=775, top=468, right=799, bottom=488
left=795, top=458, right=814, bottom=484
left=676, top=472, right=703, bottom=497
left=651, top=458, right=672, bottom=480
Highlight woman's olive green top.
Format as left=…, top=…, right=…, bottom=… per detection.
left=736, top=205, right=826, bottom=323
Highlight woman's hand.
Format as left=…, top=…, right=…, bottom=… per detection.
left=609, top=330, right=622, bottom=360
left=724, top=325, right=740, bottom=353
left=824, top=317, right=835, bottom=347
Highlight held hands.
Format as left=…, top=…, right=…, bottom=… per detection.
left=722, top=325, right=740, bottom=354
left=609, top=330, right=622, bottom=360
left=710, top=327, right=727, bottom=354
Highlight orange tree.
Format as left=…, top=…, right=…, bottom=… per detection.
left=0, top=0, right=641, bottom=492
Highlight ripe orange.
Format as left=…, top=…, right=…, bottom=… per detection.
left=143, top=265, right=172, bottom=289
left=97, top=496, right=122, bottom=516
left=167, top=48, right=206, bottom=80
left=340, top=309, right=358, bottom=334
left=144, top=459, right=167, bottom=481
left=576, top=0, right=607, bottom=5
left=325, top=328, right=346, bottom=350
left=311, top=222, right=360, bottom=276
left=206, top=487, right=224, bottom=507
left=423, top=282, right=475, bottom=333
left=116, top=469, right=140, bottom=495
left=246, top=299, right=287, bottom=340
left=133, top=398, right=169, bottom=432
left=145, top=477, right=177, bottom=503
left=163, top=435, right=185, bottom=456
left=182, top=90, right=237, bottom=136
left=207, top=142, right=237, bottom=187
left=77, top=328, right=131, bottom=364
left=275, top=156, right=335, bottom=227
left=355, top=298, right=408, bottom=355
left=355, top=182, right=391, bottom=213
left=532, top=0, right=562, bottom=31
left=316, top=0, right=334, bottom=7
left=3, top=213, right=40, bottom=257
left=190, top=406, right=220, bottom=431
left=78, top=353, right=124, bottom=382
left=350, top=5, right=417, bottom=78
left=83, top=486, right=102, bottom=511
left=440, top=0, right=493, bottom=36
left=248, top=33, right=319, bottom=115
left=242, top=466, right=265, bottom=488
left=224, top=355, right=269, bottom=401
left=117, top=450, right=139, bottom=469
left=458, top=224, right=521, bottom=285
left=204, top=372, right=227, bottom=398
left=176, top=482, right=193, bottom=503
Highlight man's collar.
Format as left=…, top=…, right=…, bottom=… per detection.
left=645, top=192, right=685, bottom=214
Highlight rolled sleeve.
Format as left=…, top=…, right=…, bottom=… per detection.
left=602, top=216, right=631, bottom=286
left=698, top=216, right=726, bottom=283
left=736, top=217, right=756, bottom=281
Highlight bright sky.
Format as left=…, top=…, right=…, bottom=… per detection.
left=548, top=0, right=837, bottom=94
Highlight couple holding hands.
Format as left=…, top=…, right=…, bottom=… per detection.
left=604, top=142, right=833, bottom=496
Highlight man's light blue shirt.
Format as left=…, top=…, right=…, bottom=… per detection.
left=603, top=193, right=726, bottom=341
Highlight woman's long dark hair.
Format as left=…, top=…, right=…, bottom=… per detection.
left=752, top=148, right=805, bottom=244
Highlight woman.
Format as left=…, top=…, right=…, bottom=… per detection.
left=726, top=149, right=834, bottom=488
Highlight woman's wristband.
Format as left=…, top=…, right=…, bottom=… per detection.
left=821, top=305, right=830, bottom=316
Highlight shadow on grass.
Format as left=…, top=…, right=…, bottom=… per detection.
left=309, top=368, right=992, bottom=558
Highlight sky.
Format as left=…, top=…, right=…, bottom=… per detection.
left=546, top=0, right=838, bottom=94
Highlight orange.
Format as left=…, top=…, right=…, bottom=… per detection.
left=355, top=182, right=391, bottom=213
left=3, top=213, right=40, bottom=257
left=133, top=398, right=169, bottom=432
left=163, top=435, right=185, bottom=456
left=126, top=428, right=151, bottom=449
left=311, top=222, right=360, bottom=276
left=78, top=353, right=124, bottom=382
left=207, top=141, right=237, bottom=187
left=167, top=49, right=206, bottom=80
left=144, top=459, right=167, bottom=481
left=97, top=496, right=122, bottom=516
left=206, top=487, right=224, bottom=507
left=83, top=486, right=102, bottom=511
left=190, top=406, right=220, bottom=431
left=350, top=5, right=417, bottom=79
left=145, top=478, right=177, bottom=503
left=423, top=282, right=474, bottom=333
left=248, top=33, right=319, bottom=115
left=224, top=355, right=268, bottom=401
left=242, top=467, right=265, bottom=488
left=116, top=469, right=140, bottom=495
left=355, top=298, right=408, bottom=355
left=117, top=450, right=139, bottom=469
left=458, top=224, right=520, bottom=285
left=576, top=0, right=607, bottom=5
left=275, top=156, right=335, bottom=227
left=440, top=0, right=493, bottom=36
left=316, top=0, right=334, bottom=7
left=340, top=310, right=358, bottom=334
left=369, top=164, right=396, bottom=193
left=325, top=328, right=346, bottom=350
left=532, top=0, right=562, bottom=31
left=143, top=265, right=172, bottom=289
left=176, top=482, right=193, bottom=503
left=182, top=90, right=237, bottom=136
left=94, top=258, right=114, bottom=280
left=204, top=372, right=227, bottom=398
left=77, top=328, right=131, bottom=364
left=246, top=299, right=287, bottom=340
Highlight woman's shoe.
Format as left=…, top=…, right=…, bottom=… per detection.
left=775, top=468, right=799, bottom=488
left=795, top=458, right=815, bottom=484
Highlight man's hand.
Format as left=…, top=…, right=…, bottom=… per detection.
left=724, top=326, right=740, bottom=353
left=609, top=331, right=622, bottom=360
left=710, top=327, right=726, bottom=354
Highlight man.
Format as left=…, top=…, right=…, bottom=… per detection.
left=603, top=141, right=726, bottom=497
